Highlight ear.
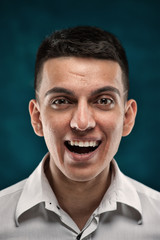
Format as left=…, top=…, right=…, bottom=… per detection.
left=122, top=99, right=137, bottom=137
left=29, top=99, right=44, bottom=137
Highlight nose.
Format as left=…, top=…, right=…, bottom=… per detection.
left=70, top=99, right=96, bottom=132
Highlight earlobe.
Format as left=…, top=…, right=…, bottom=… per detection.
left=29, top=99, right=44, bottom=137
left=122, top=99, right=137, bottom=137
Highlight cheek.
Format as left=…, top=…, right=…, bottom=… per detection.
left=98, top=111, right=124, bottom=135
left=100, top=114, right=124, bottom=160
left=41, top=113, right=70, bottom=149
left=42, top=111, right=68, bottom=133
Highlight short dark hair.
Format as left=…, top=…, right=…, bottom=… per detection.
left=35, top=26, right=129, bottom=99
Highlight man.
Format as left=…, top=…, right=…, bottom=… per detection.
left=0, top=26, right=160, bottom=239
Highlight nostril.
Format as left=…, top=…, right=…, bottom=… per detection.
left=71, top=126, right=93, bottom=132
left=70, top=107, right=96, bottom=131
left=70, top=121, right=96, bottom=132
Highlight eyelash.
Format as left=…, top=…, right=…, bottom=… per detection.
left=52, top=98, right=71, bottom=105
left=96, top=98, right=113, bottom=105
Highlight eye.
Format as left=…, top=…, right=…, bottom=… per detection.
left=97, top=98, right=113, bottom=105
left=51, top=98, right=72, bottom=109
left=54, top=99, right=69, bottom=105
left=95, top=97, right=114, bottom=110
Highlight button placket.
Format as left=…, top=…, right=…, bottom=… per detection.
left=80, top=214, right=99, bottom=239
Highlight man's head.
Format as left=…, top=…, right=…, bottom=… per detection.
left=35, top=26, right=129, bottom=100
left=29, top=26, right=137, bottom=183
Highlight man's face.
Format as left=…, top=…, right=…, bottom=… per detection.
left=29, top=57, right=136, bottom=182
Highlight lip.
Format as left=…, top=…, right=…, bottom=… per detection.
left=64, top=140, right=102, bottom=162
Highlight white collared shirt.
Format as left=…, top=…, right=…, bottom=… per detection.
left=0, top=153, right=160, bottom=239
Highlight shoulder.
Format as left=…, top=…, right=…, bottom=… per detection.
left=0, top=180, right=27, bottom=232
left=126, top=176, right=160, bottom=216
left=0, top=179, right=26, bottom=203
left=125, top=176, right=160, bottom=225
left=127, top=176, right=160, bottom=200
left=0, top=180, right=26, bottom=223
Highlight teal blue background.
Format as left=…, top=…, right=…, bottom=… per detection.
left=0, top=0, right=160, bottom=191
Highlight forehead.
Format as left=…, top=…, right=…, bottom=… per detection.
left=39, top=57, right=124, bottom=96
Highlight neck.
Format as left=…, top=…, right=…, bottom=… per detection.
left=45, top=160, right=111, bottom=230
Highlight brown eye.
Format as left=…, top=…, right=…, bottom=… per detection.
left=53, top=99, right=69, bottom=105
left=51, top=98, right=72, bottom=110
left=95, top=97, right=115, bottom=111
left=97, top=98, right=113, bottom=105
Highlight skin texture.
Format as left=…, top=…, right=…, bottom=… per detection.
left=29, top=57, right=137, bottom=229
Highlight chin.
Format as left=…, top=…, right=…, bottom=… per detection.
left=64, top=166, right=104, bottom=183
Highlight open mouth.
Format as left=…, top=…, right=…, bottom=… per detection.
left=64, top=140, right=101, bottom=155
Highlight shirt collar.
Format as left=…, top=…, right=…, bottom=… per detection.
left=97, top=159, right=142, bottom=223
left=15, top=155, right=143, bottom=226
left=15, top=153, right=60, bottom=226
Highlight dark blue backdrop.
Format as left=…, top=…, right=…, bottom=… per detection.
left=0, top=0, right=160, bottom=191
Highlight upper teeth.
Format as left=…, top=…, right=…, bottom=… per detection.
left=69, top=141, right=99, bottom=147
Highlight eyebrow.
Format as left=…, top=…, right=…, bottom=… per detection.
left=91, top=86, right=120, bottom=97
left=44, top=86, right=120, bottom=98
left=45, top=87, right=75, bottom=97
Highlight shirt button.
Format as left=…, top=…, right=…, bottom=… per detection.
left=57, top=206, right=60, bottom=210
